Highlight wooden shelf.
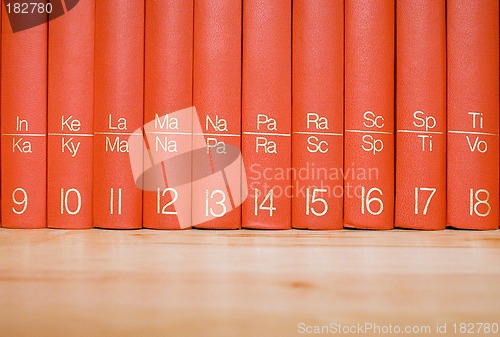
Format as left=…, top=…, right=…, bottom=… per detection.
left=0, top=229, right=499, bottom=336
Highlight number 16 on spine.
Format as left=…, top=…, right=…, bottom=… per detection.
left=344, top=0, right=395, bottom=230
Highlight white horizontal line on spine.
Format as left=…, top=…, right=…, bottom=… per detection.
left=144, top=131, right=241, bottom=137
left=397, top=129, right=445, bottom=135
left=345, top=129, right=393, bottom=135
left=1, top=133, right=46, bottom=137
left=293, top=131, right=343, bottom=136
left=146, top=131, right=192, bottom=136
left=194, top=133, right=241, bottom=137
left=448, top=130, right=499, bottom=136
left=243, top=131, right=291, bottom=137
left=94, top=132, right=140, bottom=136
left=48, top=133, right=94, bottom=137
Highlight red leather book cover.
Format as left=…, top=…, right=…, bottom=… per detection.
left=143, top=0, right=193, bottom=230
left=395, top=0, right=446, bottom=230
left=1, top=3, right=47, bottom=228
left=192, top=0, right=242, bottom=229
left=291, top=0, right=343, bottom=230
left=447, top=0, right=499, bottom=230
left=344, top=0, right=394, bottom=230
left=0, top=5, right=2, bottom=224
left=242, top=0, right=291, bottom=229
left=47, top=0, right=94, bottom=229
left=93, top=0, right=144, bottom=229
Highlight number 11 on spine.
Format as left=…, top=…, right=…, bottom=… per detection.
left=93, top=0, right=144, bottom=229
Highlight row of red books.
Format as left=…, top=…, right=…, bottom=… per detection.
left=0, top=0, right=499, bottom=230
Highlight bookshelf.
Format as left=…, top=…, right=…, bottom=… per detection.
left=1, top=0, right=499, bottom=333
left=0, top=228, right=498, bottom=336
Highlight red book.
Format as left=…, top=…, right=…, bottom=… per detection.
left=142, top=0, right=193, bottom=230
left=291, top=0, right=344, bottom=230
left=0, top=4, right=2, bottom=224
left=242, top=0, right=291, bottom=230
left=47, top=0, right=94, bottom=229
left=344, top=0, right=394, bottom=230
left=447, top=0, right=499, bottom=230
left=192, top=0, right=243, bottom=229
left=395, top=0, right=446, bottom=230
left=1, top=3, right=47, bottom=228
left=93, top=0, right=144, bottom=229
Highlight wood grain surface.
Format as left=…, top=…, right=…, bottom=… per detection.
left=0, top=229, right=499, bottom=337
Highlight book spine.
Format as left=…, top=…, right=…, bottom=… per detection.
left=1, top=3, right=47, bottom=228
left=242, top=0, right=291, bottom=230
left=0, top=4, right=2, bottom=225
left=291, top=0, right=344, bottom=230
left=395, top=0, right=446, bottom=230
left=143, top=0, right=193, bottom=230
left=47, top=0, right=94, bottom=229
left=192, top=0, right=242, bottom=229
left=447, top=0, right=499, bottom=230
left=93, top=0, right=144, bottom=229
left=344, top=0, right=395, bottom=230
